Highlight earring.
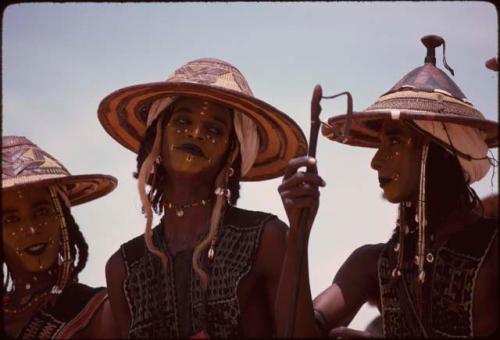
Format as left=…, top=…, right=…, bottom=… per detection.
left=228, top=167, right=235, bottom=177
left=155, top=155, right=162, bottom=164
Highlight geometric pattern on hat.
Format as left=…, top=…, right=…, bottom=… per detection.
left=2, top=136, right=117, bottom=206
left=97, top=58, right=307, bottom=181
left=322, top=37, right=498, bottom=148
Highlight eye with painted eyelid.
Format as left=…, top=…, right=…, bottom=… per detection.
left=206, top=125, right=223, bottom=135
left=174, top=116, right=191, bottom=125
left=33, top=206, right=51, bottom=217
left=3, top=214, right=20, bottom=224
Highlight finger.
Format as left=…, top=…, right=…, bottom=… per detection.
left=280, top=187, right=319, bottom=200
left=283, top=156, right=317, bottom=179
left=279, top=172, right=326, bottom=191
left=328, top=327, right=372, bottom=338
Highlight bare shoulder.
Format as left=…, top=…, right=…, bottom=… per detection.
left=261, top=217, right=289, bottom=245
left=76, top=298, right=119, bottom=338
left=105, top=248, right=131, bottom=337
left=253, top=216, right=289, bottom=277
left=348, top=243, right=385, bottom=262
left=106, top=248, right=126, bottom=281
left=335, top=243, right=385, bottom=279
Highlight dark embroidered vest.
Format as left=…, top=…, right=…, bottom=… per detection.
left=378, top=218, right=497, bottom=337
left=120, top=206, right=274, bottom=338
left=16, top=283, right=107, bottom=339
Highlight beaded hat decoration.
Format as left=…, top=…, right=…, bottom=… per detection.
left=320, top=35, right=499, bottom=293
left=2, top=136, right=117, bottom=205
left=322, top=35, right=498, bottom=184
left=98, top=57, right=307, bottom=181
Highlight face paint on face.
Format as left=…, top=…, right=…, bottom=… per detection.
left=370, top=120, right=421, bottom=203
left=2, top=186, right=61, bottom=273
left=162, top=97, right=233, bottom=176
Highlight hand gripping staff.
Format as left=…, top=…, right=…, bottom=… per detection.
left=284, top=85, right=353, bottom=337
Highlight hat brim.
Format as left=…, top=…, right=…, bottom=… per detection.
left=322, top=110, right=499, bottom=148
left=2, top=174, right=117, bottom=206
left=98, top=81, right=307, bottom=181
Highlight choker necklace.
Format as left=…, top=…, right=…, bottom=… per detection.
left=3, top=290, right=50, bottom=315
left=164, top=198, right=212, bottom=217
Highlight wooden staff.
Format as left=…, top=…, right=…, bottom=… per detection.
left=285, top=84, right=323, bottom=337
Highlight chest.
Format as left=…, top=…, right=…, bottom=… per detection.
left=123, top=223, right=263, bottom=338
left=378, top=228, right=497, bottom=337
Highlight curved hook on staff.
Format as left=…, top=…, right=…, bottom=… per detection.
left=321, top=91, right=354, bottom=143
left=285, top=85, right=354, bottom=337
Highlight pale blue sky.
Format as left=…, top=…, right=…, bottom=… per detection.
left=2, top=2, right=498, bottom=330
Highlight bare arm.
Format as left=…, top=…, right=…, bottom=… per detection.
left=313, top=244, right=383, bottom=333
left=473, top=235, right=497, bottom=336
left=252, top=218, right=290, bottom=336
left=75, top=298, right=120, bottom=338
left=105, top=250, right=131, bottom=338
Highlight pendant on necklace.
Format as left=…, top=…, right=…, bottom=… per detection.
left=176, top=208, right=184, bottom=217
left=208, top=247, right=214, bottom=260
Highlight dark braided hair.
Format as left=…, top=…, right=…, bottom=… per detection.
left=2, top=194, right=90, bottom=291
left=133, top=103, right=242, bottom=214
left=425, top=141, right=481, bottom=224
left=59, top=195, right=89, bottom=280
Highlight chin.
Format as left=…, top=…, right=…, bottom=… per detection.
left=22, top=255, right=58, bottom=273
left=382, top=191, right=403, bottom=204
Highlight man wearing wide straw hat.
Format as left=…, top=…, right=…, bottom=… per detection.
left=2, top=136, right=118, bottom=338
left=99, top=57, right=315, bottom=337
left=278, top=35, right=498, bottom=337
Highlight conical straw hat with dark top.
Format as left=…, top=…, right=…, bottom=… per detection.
left=322, top=35, right=498, bottom=148
left=2, top=136, right=117, bottom=206
left=98, top=58, right=307, bottom=181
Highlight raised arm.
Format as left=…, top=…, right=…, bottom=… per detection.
left=275, top=156, right=325, bottom=337
left=105, top=250, right=131, bottom=338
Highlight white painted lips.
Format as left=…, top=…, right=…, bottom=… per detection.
left=23, top=243, right=47, bottom=255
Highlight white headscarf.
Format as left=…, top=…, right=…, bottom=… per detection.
left=413, top=120, right=491, bottom=184
left=146, top=97, right=259, bottom=176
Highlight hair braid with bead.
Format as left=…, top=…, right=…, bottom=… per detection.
left=134, top=101, right=242, bottom=286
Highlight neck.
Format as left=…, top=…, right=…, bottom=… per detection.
left=163, top=171, right=216, bottom=204
left=432, top=208, right=478, bottom=243
left=161, top=172, right=219, bottom=250
left=6, top=263, right=59, bottom=305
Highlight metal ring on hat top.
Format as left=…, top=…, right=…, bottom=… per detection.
left=2, top=136, right=117, bottom=206
left=320, top=35, right=499, bottom=148
left=98, top=58, right=308, bottom=181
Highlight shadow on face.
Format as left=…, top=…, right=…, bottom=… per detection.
left=370, top=120, right=422, bottom=203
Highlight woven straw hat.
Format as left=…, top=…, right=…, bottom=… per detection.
left=98, top=58, right=307, bottom=181
left=2, top=136, right=117, bottom=206
left=322, top=35, right=498, bottom=148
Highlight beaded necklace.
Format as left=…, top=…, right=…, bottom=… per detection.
left=164, top=198, right=212, bottom=217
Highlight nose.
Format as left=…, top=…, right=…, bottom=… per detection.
left=188, top=123, right=204, bottom=141
left=371, top=148, right=383, bottom=171
left=28, top=225, right=40, bottom=236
